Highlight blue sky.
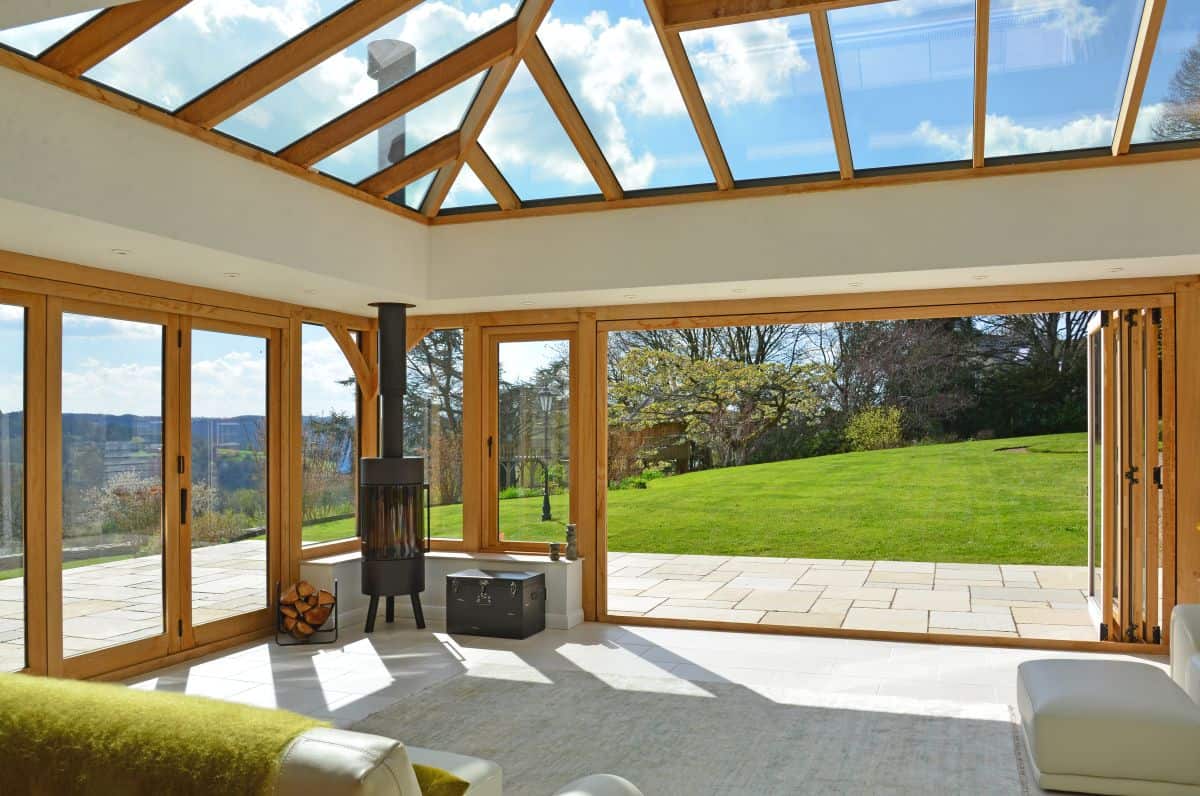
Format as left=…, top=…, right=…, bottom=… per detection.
left=0, top=0, right=1195, bottom=205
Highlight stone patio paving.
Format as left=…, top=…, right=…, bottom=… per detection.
left=0, top=539, right=267, bottom=672
left=607, top=552, right=1098, bottom=642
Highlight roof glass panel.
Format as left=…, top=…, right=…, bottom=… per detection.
left=218, top=1, right=518, bottom=153
left=85, top=1, right=354, bottom=111
left=0, top=10, right=98, bottom=57
left=984, top=0, right=1144, bottom=158
left=1133, top=0, right=1200, bottom=145
left=538, top=0, right=712, bottom=190
left=681, top=15, right=838, bottom=180
left=477, top=62, right=601, bottom=201
left=390, top=172, right=435, bottom=211
left=830, top=0, right=976, bottom=170
left=442, top=163, right=493, bottom=209
left=315, top=72, right=482, bottom=184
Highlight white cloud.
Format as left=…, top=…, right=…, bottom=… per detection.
left=180, top=0, right=322, bottom=39
left=0, top=305, right=24, bottom=322
left=301, top=332, right=357, bottom=416
left=912, top=110, right=1131, bottom=158
left=62, top=361, right=164, bottom=416
left=999, top=0, right=1106, bottom=41
left=684, top=20, right=811, bottom=110
left=191, top=350, right=268, bottom=418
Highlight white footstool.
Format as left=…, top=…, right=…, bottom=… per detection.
left=553, top=774, right=643, bottom=796
left=1016, top=606, right=1200, bottom=795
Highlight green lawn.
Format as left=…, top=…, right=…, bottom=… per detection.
left=603, top=432, right=1088, bottom=565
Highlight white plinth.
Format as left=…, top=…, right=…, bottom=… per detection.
left=300, top=550, right=584, bottom=629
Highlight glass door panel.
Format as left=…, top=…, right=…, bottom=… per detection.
left=188, top=329, right=269, bottom=626
left=492, top=337, right=572, bottom=544
left=0, top=304, right=25, bottom=671
left=60, top=312, right=166, bottom=658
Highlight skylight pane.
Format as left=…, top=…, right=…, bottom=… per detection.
left=0, top=10, right=98, bottom=57
left=477, top=63, right=601, bottom=201
left=218, top=2, right=518, bottom=153
left=1132, top=0, right=1200, bottom=145
left=315, top=74, right=482, bottom=184
left=540, top=0, right=713, bottom=190
left=984, top=0, right=1144, bottom=158
left=443, top=164, right=494, bottom=209
left=391, top=172, right=435, bottom=211
left=85, top=1, right=353, bottom=111
left=830, top=0, right=976, bottom=170
left=682, top=15, right=838, bottom=180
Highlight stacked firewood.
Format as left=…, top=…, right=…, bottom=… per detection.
left=279, top=581, right=335, bottom=639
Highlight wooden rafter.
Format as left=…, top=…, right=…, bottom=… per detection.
left=644, top=0, right=735, bottom=190
left=39, top=0, right=189, bottom=77
left=811, top=10, right=853, bottom=179
left=524, top=36, right=623, bottom=200
left=465, top=142, right=521, bottom=210
left=279, top=21, right=517, bottom=168
left=419, top=0, right=556, bottom=217
left=325, top=324, right=378, bottom=401
left=357, top=131, right=460, bottom=196
left=972, top=0, right=989, bottom=167
left=177, top=0, right=423, bottom=128
left=1113, top=0, right=1166, bottom=156
left=662, top=0, right=890, bottom=33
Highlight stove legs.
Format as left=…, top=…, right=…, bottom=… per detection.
left=363, top=593, right=425, bottom=632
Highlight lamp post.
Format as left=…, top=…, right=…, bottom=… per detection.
left=538, top=387, right=554, bottom=522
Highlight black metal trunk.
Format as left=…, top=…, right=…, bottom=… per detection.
left=446, top=570, right=547, bottom=639
left=359, top=302, right=426, bottom=632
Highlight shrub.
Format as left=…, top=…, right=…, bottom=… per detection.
left=845, top=406, right=904, bottom=452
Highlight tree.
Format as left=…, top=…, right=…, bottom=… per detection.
left=609, top=348, right=827, bottom=467
left=1152, top=34, right=1200, bottom=141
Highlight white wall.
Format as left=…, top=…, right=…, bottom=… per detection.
left=0, top=67, right=429, bottom=311
left=0, top=1, right=137, bottom=29
left=427, top=160, right=1200, bottom=311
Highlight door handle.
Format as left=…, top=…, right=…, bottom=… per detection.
left=180, top=488, right=189, bottom=524
left=487, top=435, right=493, bottom=458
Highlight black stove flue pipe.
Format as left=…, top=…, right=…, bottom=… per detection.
left=359, top=302, right=427, bottom=633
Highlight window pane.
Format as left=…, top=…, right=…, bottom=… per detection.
left=61, top=314, right=165, bottom=658
left=682, top=15, right=838, bottom=180
left=0, top=10, right=97, bottom=57
left=301, top=324, right=358, bottom=547
left=497, top=339, right=570, bottom=543
left=543, top=0, right=713, bottom=190
left=478, top=63, right=601, bottom=201
left=407, top=329, right=465, bottom=540
left=315, top=74, right=483, bottom=194
left=219, top=4, right=518, bottom=153
left=830, top=0, right=976, bottom=169
left=442, top=164, right=491, bottom=210
left=0, top=304, right=24, bottom=672
left=985, top=0, right=1144, bottom=158
left=190, top=330, right=268, bottom=626
left=85, top=1, right=353, bottom=111
left=1133, top=0, right=1200, bottom=145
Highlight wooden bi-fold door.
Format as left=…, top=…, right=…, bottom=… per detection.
left=1087, top=307, right=1175, bottom=644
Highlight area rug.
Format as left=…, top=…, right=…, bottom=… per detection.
left=353, top=668, right=1030, bottom=796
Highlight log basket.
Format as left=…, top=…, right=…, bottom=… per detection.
left=275, top=580, right=339, bottom=646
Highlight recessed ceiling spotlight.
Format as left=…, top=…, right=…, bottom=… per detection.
left=223, top=272, right=240, bottom=279
left=303, top=288, right=319, bottom=295
left=1109, top=266, right=1125, bottom=273
left=110, top=248, right=130, bottom=256
left=848, top=281, right=864, bottom=288
left=519, top=300, right=534, bottom=307
left=623, top=293, right=637, bottom=300
left=732, top=287, right=748, bottom=294
left=972, top=275, right=989, bottom=281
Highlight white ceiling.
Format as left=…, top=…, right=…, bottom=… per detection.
left=0, top=62, right=1197, bottom=318
left=0, top=1, right=138, bottom=29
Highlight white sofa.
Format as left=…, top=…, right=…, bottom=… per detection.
left=275, top=727, right=640, bottom=795
left=1016, top=605, right=1200, bottom=795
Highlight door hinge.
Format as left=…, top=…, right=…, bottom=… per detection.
left=1124, top=465, right=1139, bottom=484
left=180, top=488, right=188, bottom=524
left=177, top=455, right=185, bottom=475
left=1125, top=309, right=1138, bottom=326
left=1152, top=307, right=1162, bottom=325
left=1100, top=311, right=1111, bottom=328
left=1153, top=465, right=1163, bottom=489
left=1125, top=624, right=1139, bottom=642
left=1099, top=623, right=1109, bottom=641
left=1153, top=625, right=1161, bottom=644
left=177, top=329, right=183, bottom=347
left=486, top=435, right=493, bottom=458
left=177, top=619, right=183, bottom=637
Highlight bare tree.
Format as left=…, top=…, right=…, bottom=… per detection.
left=1152, top=34, right=1200, bottom=141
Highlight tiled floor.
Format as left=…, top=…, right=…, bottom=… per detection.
left=0, top=540, right=266, bottom=671
left=607, top=553, right=1099, bottom=642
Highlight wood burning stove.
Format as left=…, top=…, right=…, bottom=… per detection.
left=359, top=302, right=426, bottom=633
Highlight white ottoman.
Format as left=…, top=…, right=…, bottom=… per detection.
left=1017, top=659, right=1200, bottom=794
left=553, top=774, right=644, bottom=796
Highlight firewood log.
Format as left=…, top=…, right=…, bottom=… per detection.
left=280, top=580, right=335, bottom=639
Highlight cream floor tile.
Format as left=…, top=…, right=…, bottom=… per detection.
left=892, top=590, right=971, bottom=611
left=819, top=586, right=896, bottom=602
left=867, top=581, right=933, bottom=590
left=842, top=607, right=929, bottom=633
left=607, top=595, right=667, bottom=614
left=644, top=605, right=766, bottom=624
left=928, top=610, right=1015, bottom=633
left=929, top=628, right=1019, bottom=639
left=1033, top=567, right=1089, bottom=589
left=1017, top=624, right=1097, bottom=641
left=608, top=577, right=664, bottom=591
left=970, top=587, right=1085, bottom=603
left=736, top=589, right=819, bottom=612
left=762, top=611, right=846, bottom=629
left=811, top=598, right=852, bottom=614
left=852, top=600, right=891, bottom=609
left=726, top=576, right=797, bottom=591
left=662, top=598, right=739, bottom=609
left=795, top=569, right=868, bottom=587
left=1010, top=607, right=1094, bottom=626
left=639, top=580, right=722, bottom=600
left=706, top=587, right=751, bottom=602
left=867, top=571, right=933, bottom=585
left=871, top=561, right=936, bottom=573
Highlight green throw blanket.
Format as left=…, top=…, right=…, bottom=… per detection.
left=0, top=673, right=326, bottom=796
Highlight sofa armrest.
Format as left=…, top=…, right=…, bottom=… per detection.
left=1172, top=604, right=1200, bottom=705
left=275, top=728, right=422, bottom=796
